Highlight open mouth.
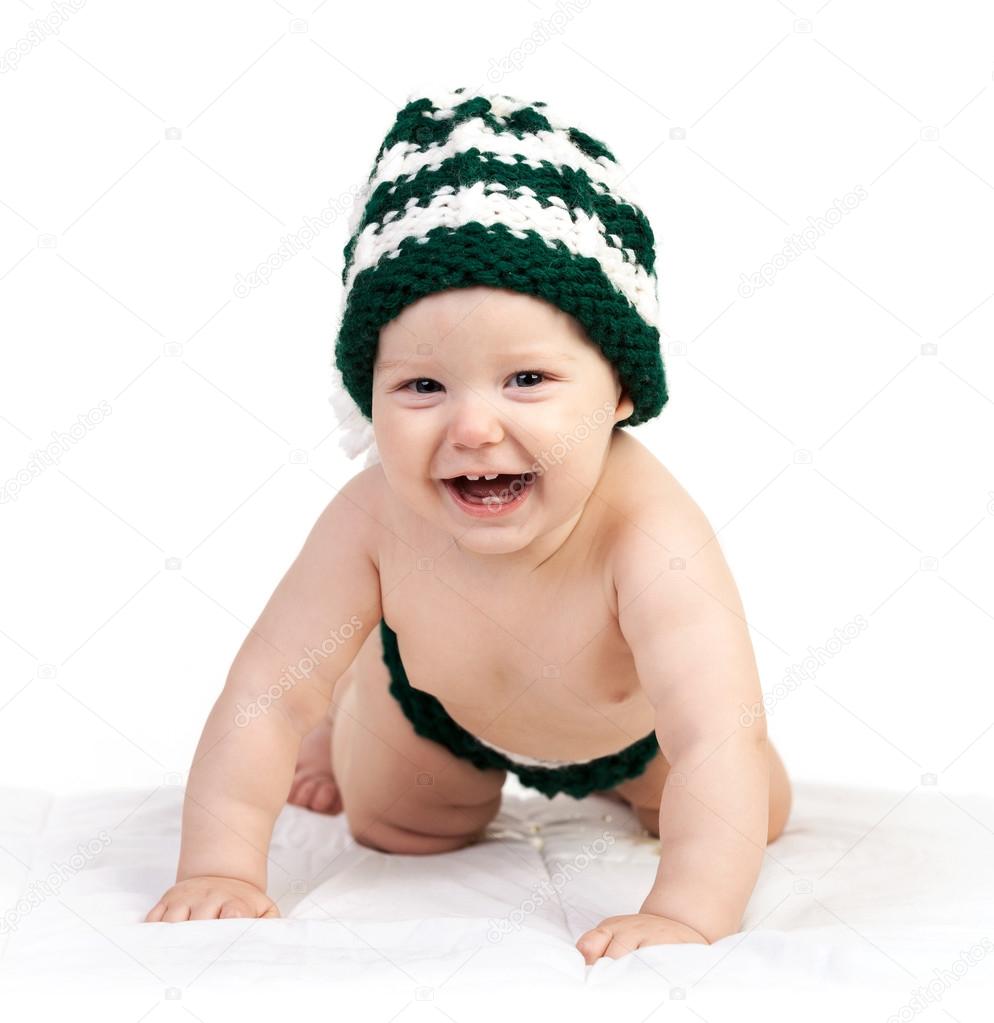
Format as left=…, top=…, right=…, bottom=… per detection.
left=441, top=472, right=537, bottom=511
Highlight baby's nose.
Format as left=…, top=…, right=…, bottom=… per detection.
left=445, top=394, right=505, bottom=447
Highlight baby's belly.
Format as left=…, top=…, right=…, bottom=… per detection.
left=420, top=664, right=658, bottom=763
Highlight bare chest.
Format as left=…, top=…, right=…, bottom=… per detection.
left=378, top=545, right=657, bottom=762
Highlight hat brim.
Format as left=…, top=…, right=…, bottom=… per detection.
left=334, top=221, right=667, bottom=429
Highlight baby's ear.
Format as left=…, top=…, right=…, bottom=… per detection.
left=614, top=381, right=635, bottom=423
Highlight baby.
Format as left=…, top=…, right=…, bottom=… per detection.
left=144, top=87, right=791, bottom=963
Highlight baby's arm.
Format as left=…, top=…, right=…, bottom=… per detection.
left=144, top=471, right=381, bottom=922
left=579, top=496, right=769, bottom=955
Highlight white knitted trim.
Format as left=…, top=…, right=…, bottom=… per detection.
left=421, top=91, right=541, bottom=122
left=397, top=82, right=554, bottom=123
left=346, top=116, right=640, bottom=241
left=328, top=362, right=379, bottom=465
left=475, top=734, right=600, bottom=768
left=343, top=182, right=659, bottom=326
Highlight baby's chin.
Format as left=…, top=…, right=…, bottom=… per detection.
left=435, top=483, right=537, bottom=544
left=448, top=527, right=536, bottom=557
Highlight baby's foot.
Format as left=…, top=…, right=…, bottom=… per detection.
left=287, top=715, right=342, bottom=814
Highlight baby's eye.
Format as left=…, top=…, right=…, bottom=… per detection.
left=399, top=372, right=547, bottom=394
left=401, top=378, right=442, bottom=394
left=509, top=371, right=546, bottom=388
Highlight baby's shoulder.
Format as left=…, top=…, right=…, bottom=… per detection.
left=322, top=462, right=389, bottom=556
left=603, top=433, right=744, bottom=639
left=348, top=460, right=386, bottom=508
left=602, top=432, right=716, bottom=577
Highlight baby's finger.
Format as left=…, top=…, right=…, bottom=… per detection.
left=576, top=926, right=612, bottom=965
left=260, top=903, right=280, bottom=918
left=162, top=902, right=192, bottom=923
left=144, top=902, right=165, bottom=923
left=603, top=934, right=635, bottom=960
left=190, top=898, right=229, bottom=921
left=218, top=900, right=253, bottom=919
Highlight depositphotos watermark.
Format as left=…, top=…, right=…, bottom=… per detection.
left=475, top=399, right=619, bottom=513
left=0, top=0, right=87, bottom=74
left=486, top=0, right=592, bottom=82
left=737, top=185, right=868, bottom=297
left=233, top=615, right=363, bottom=726
left=739, top=614, right=868, bottom=726
left=487, top=831, right=615, bottom=942
left=886, top=938, right=993, bottom=1022
left=1, top=831, right=111, bottom=934
left=233, top=183, right=361, bottom=297
left=0, top=401, right=112, bottom=504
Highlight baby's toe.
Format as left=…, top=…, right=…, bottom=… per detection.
left=310, top=781, right=339, bottom=813
left=291, top=777, right=319, bottom=806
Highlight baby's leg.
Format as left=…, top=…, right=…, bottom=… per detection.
left=286, top=664, right=356, bottom=814
left=331, top=625, right=507, bottom=855
left=287, top=712, right=339, bottom=814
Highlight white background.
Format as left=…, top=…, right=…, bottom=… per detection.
left=1, top=0, right=992, bottom=811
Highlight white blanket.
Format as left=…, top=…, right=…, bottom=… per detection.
left=1, top=779, right=991, bottom=1020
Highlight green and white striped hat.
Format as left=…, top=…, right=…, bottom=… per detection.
left=330, top=86, right=667, bottom=463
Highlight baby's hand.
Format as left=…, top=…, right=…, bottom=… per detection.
left=576, top=913, right=708, bottom=964
left=143, top=875, right=280, bottom=923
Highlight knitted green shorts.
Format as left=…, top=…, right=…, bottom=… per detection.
left=379, top=619, right=660, bottom=800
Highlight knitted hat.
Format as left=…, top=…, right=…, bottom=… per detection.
left=329, top=86, right=666, bottom=465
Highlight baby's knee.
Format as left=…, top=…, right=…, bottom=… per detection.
left=768, top=775, right=792, bottom=844
left=350, top=817, right=482, bottom=855
left=767, top=747, right=792, bottom=843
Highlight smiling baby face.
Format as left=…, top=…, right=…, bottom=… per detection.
left=370, top=285, right=635, bottom=558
